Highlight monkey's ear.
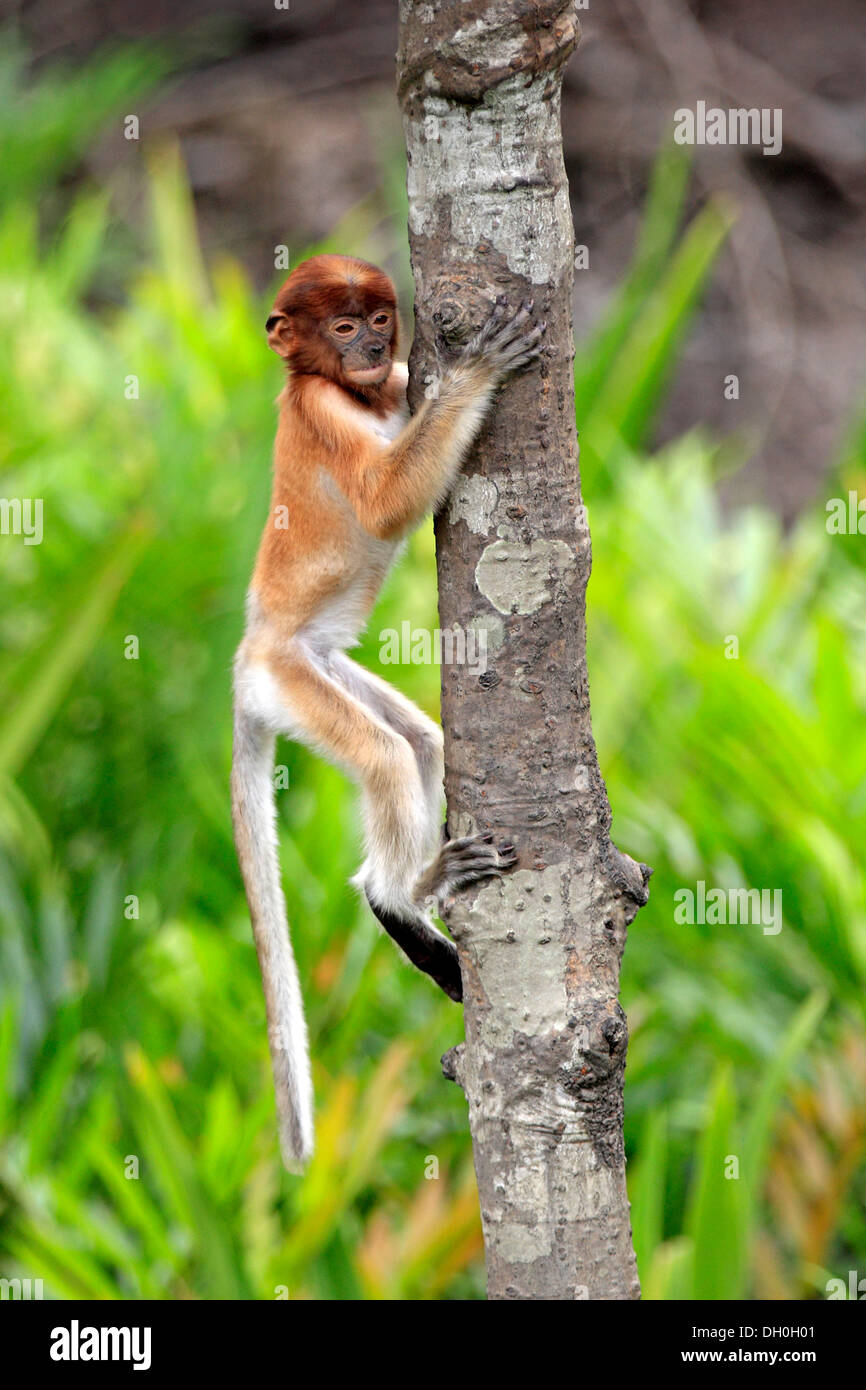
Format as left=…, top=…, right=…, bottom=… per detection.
left=266, top=312, right=293, bottom=359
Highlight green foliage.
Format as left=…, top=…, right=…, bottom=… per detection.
left=1, top=55, right=864, bottom=1300
left=633, top=993, right=826, bottom=1299
left=574, top=143, right=736, bottom=486
left=0, top=33, right=171, bottom=204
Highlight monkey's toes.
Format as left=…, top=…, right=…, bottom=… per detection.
left=439, top=832, right=519, bottom=891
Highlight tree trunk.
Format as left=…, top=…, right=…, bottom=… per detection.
left=397, top=1, right=649, bottom=1301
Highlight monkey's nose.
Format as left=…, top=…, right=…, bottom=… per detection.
left=368, top=342, right=385, bottom=359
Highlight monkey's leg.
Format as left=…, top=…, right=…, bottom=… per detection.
left=326, top=650, right=444, bottom=855
left=261, top=644, right=463, bottom=1000
left=326, top=652, right=518, bottom=980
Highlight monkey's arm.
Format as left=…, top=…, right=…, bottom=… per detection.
left=330, top=300, right=543, bottom=539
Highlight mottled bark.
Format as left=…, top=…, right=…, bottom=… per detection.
left=397, top=1, right=649, bottom=1301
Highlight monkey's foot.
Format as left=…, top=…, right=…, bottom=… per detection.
left=364, top=888, right=463, bottom=1003
left=428, top=832, right=518, bottom=899
left=363, top=836, right=518, bottom=1005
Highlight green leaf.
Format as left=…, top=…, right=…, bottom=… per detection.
left=630, top=1108, right=667, bottom=1284
left=0, top=515, right=151, bottom=779
left=685, top=1065, right=745, bottom=1299
left=741, top=990, right=827, bottom=1224
left=581, top=195, right=735, bottom=469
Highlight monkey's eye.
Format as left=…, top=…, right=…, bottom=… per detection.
left=370, top=311, right=392, bottom=331
left=332, top=319, right=359, bottom=338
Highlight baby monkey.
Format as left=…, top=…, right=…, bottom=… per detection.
left=231, top=253, right=544, bottom=1167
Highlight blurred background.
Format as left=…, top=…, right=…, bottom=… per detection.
left=0, top=0, right=864, bottom=1299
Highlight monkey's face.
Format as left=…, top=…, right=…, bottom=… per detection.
left=323, top=308, right=394, bottom=386
left=266, top=255, right=399, bottom=393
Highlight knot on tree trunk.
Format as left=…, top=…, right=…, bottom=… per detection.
left=558, top=1001, right=629, bottom=1167
left=603, top=840, right=653, bottom=918
left=398, top=1, right=581, bottom=105
left=429, top=270, right=516, bottom=350
left=441, top=1043, right=465, bottom=1087
left=562, top=1000, right=629, bottom=1085
left=431, top=282, right=482, bottom=347
left=406, top=263, right=534, bottom=405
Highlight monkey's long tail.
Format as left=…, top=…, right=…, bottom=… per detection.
left=231, top=708, right=314, bottom=1171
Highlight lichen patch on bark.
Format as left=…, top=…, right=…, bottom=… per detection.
left=457, top=867, right=569, bottom=1041
left=475, top=536, right=575, bottom=614
left=448, top=472, right=499, bottom=534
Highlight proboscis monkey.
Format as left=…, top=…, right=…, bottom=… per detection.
left=231, top=253, right=544, bottom=1168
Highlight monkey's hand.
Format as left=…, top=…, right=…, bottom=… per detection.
left=461, top=296, right=546, bottom=380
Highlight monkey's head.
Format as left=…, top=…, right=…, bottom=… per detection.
left=266, top=254, right=398, bottom=393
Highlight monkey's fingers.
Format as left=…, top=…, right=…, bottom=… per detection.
left=500, top=320, right=545, bottom=357
left=493, top=321, right=547, bottom=374
left=469, top=296, right=535, bottom=354
left=484, top=298, right=535, bottom=353
left=500, top=346, right=545, bottom=373
left=466, top=297, right=512, bottom=355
